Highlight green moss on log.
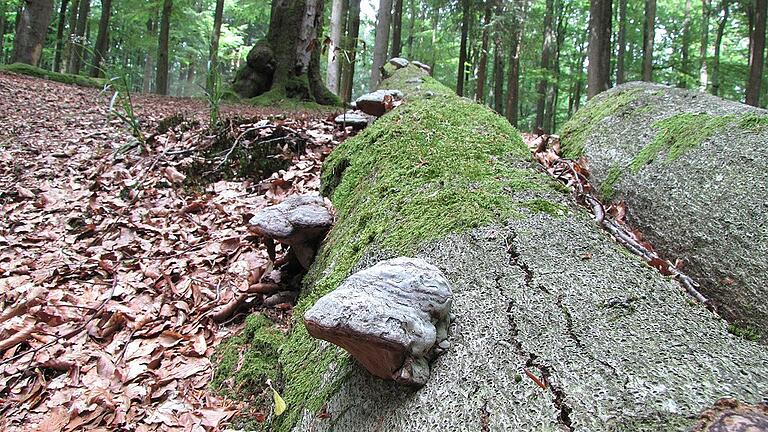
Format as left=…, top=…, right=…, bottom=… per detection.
left=0, top=63, right=105, bottom=88
left=559, top=88, right=642, bottom=159
left=266, top=67, right=571, bottom=431
left=599, top=165, right=623, bottom=201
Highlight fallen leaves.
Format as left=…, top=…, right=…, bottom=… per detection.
left=0, top=71, right=349, bottom=431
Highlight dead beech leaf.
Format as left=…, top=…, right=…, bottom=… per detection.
left=163, top=166, right=186, bottom=184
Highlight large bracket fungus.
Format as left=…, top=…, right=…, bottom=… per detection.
left=248, top=195, right=334, bottom=269
left=303, top=257, right=453, bottom=387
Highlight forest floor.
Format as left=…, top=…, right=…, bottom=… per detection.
left=0, top=71, right=348, bottom=431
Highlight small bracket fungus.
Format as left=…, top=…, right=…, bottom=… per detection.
left=354, top=90, right=404, bottom=117
left=388, top=57, right=410, bottom=69
left=692, top=398, right=768, bottom=431
left=334, top=111, right=371, bottom=129
left=304, top=257, right=453, bottom=387
left=248, top=196, right=334, bottom=269
left=412, top=60, right=432, bottom=74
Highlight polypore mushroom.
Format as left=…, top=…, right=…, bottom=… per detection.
left=354, top=90, right=404, bottom=117
left=412, top=60, right=432, bottom=74
left=334, top=111, right=371, bottom=129
left=304, top=257, right=453, bottom=387
left=248, top=195, right=333, bottom=269
left=388, top=57, right=409, bottom=69
left=692, top=398, right=768, bottom=431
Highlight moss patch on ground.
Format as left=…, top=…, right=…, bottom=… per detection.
left=558, top=87, right=642, bottom=159
left=630, top=112, right=768, bottom=173
left=599, top=165, right=623, bottom=201
left=266, top=67, right=571, bottom=431
left=0, top=63, right=105, bottom=88
left=211, top=314, right=285, bottom=428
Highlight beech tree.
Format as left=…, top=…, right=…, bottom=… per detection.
left=91, top=0, right=113, bottom=77
left=339, top=0, right=361, bottom=103
left=370, top=0, right=393, bottom=89
left=746, top=0, right=767, bottom=106
left=11, top=0, right=54, bottom=66
left=52, top=0, right=69, bottom=72
left=67, top=0, right=90, bottom=74
left=208, top=0, right=225, bottom=82
left=616, top=0, right=627, bottom=85
left=642, top=0, right=656, bottom=82
left=156, top=0, right=172, bottom=95
left=587, top=0, right=612, bottom=99
left=326, top=0, right=346, bottom=94
left=456, top=0, right=470, bottom=96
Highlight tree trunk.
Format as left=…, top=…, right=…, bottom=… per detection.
left=208, top=0, right=225, bottom=83
left=0, top=2, right=6, bottom=61
left=327, top=0, right=346, bottom=94
left=142, top=16, right=156, bottom=93
left=677, top=0, right=692, bottom=87
left=340, top=0, right=361, bottom=103
left=156, top=0, right=172, bottom=95
left=641, top=0, right=656, bottom=82
left=90, top=0, right=112, bottom=77
left=67, top=0, right=89, bottom=74
left=233, top=0, right=337, bottom=104
left=699, top=0, right=711, bottom=91
left=492, top=32, right=503, bottom=114
left=430, top=1, right=438, bottom=72
left=370, top=0, right=393, bottom=89
left=710, top=0, right=728, bottom=96
left=406, top=0, right=415, bottom=58
left=456, top=0, right=470, bottom=96
left=535, top=0, right=554, bottom=130
left=746, top=0, right=767, bottom=106
left=391, top=0, right=403, bottom=57
left=11, top=0, right=54, bottom=66
left=53, top=0, right=69, bottom=72
left=64, top=0, right=79, bottom=71
left=475, top=3, right=492, bottom=103
left=615, top=0, right=626, bottom=85
left=505, top=0, right=526, bottom=127
left=587, top=0, right=612, bottom=99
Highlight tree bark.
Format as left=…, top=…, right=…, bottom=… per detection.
left=505, top=0, right=526, bottom=127
left=64, top=0, right=79, bottom=71
left=340, top=0, right=361, bottom=103
left=156, top=0, right=172, bottom=95
left=587, top=0, right=612, bottom=99
left=615, top=0, right=626, bottom=85
left=327, top=0, right=346, bottom=94
left=430, top=1, right=438, bottom=72
left=456, top=0, right=470, bottom=96
left=475, top=2, right=492, bottom=103
left=67, top=0, right=89, bottom=74
left=53, top=0, right=69, bottom=72
left=208, top=0, right=224, bottom=81
left=492, top=31, right=503, bottom=114
left=641, top=0, right=656, bottom=82
left=142, top=16, right=156, bottom=93
left=0, top=2, right=6, bottom=61
left=676, top=0, right=692, bottom=87
left=406, top=0, right=415, bottom=58
left=746, top=0, right=767, bottom=106
left=535, top=0, right=554, bottom=130
left=90, top=0, right=112, bottom=77
left=710, top=0, right=728, bottom=96
left=699, top=0, right=711, bottom=91
left=391, top=0, right=403, bottom=57
left=11, top=0, right=54, bottom=66
left=370, top=0, right=393, bottom=89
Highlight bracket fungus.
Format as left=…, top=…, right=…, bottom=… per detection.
left=692, top=398, right=768, bottom=431
left=354, top=89, right=404, bottom=117
left=248, top=195, right=334, bottom=269
left=304, top=257, right=453, bottom=387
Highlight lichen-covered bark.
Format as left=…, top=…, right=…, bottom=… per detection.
left=559, top=81, right=768, bottom=342
left=254, top=69, right=768, bottom=431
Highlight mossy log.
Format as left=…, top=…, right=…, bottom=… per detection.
left=560, top=82, right=768, bottom=342
left=238, top=68, right=768, bottom=431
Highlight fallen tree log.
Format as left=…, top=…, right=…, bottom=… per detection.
left=559, top=82, right=768, bottom=342
left=253, top=67, right=768, bottom=431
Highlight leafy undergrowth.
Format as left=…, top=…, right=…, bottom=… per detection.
left=0, top=71, right=349, bottom=431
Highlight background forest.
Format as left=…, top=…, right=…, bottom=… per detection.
left=1, top=0, right=767, bottom=133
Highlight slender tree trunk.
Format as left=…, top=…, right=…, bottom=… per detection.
left=677, top=0, right=692, bottom=87
left=156, top=0, right=172, bottom=95
left=746, top=0, right=767, bottom=106
left=642, top=0, right=656, bottom=81
left=587, top=0, right=612, bottom=99
left=505, top=0, right=525, bottom=127
left=142, top=16, right=156, bottom=93
left=456, top=0, right=470, bottom=96
left=535, top=0, right=554, bottom=130
left=391, top=0, right=403, bottom=57
left=430, top=1, right=438, bottom=72
left=208, top=0, right=224, bottom=78
left=0, top=3, right=6, bottom=61
left=65, top=0, right=79, bottom=70
left=370, top=0, right=393, bottom=89
left=710, top=0, right=728, bottom=96
left=327, top=0, right=346, bottom=94
left=340, top=0, right=361, bottom=103
left=492, top=32, right=503, bottom=114
left=475, top=3, right=492, bottom=103
left=406, top=0, right=415, bottom=58
left=90, top=0, right=112, bottom=77
left=11, top=0, right=54, bottom=66
left=616, top=0, right=627, bottom=84
left=569, top=36, right=587, bottom=116
left=699, top=0, right=711, bottom=91
left=68, top=0, right=90, bottom=74
left=53, top=0, right=69, bottom=72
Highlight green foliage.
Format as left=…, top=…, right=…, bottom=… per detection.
left=104, top=68, right=144, bottom=146
left=727, top=323, right=761, bottom=342
left=600, top=165, right=623, bottom=201
left=0, top=63, right=104, bottom=88
left=204, top=62, right=224, bottom=128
